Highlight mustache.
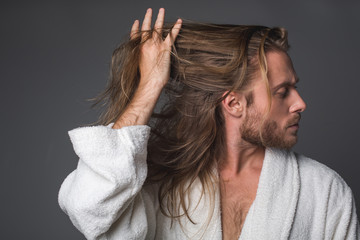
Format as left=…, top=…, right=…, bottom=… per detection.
left=286, top=113, right=301, bottom=128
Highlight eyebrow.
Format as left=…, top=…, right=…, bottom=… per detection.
left=271, top=77, right=300, bottom=92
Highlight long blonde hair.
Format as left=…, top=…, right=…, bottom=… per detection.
left=90, top=21, right=289, bottom=226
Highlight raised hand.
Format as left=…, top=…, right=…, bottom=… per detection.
left=131, top=8, right=182, bottom=89
left=112, top=8, right=181, bottom=129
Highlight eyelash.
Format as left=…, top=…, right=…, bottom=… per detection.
left=278, top=86, right=297, bottom=98
left=280, top=88, right=289, bottom=98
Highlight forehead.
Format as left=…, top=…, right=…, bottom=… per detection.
left=266, top=51, right=297, bottom=86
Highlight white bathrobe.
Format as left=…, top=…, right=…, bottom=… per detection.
left=58, top=123, right=360, bottom=240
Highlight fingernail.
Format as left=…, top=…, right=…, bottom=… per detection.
left=147, top=8, right=152, bottom=12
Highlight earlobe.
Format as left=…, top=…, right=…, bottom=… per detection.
left=221, top=91, right=244, bottom=118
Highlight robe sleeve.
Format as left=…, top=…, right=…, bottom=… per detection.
left=325, top=175, right=360, bottom=239
left=58, top=124, right=157, bottom=240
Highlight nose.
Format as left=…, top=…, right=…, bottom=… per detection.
left=289, top=90, right=306, bottom=113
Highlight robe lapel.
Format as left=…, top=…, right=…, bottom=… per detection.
left=245, top=148, right=300, bottom=239
left=177, top=148, right=300, bottom=240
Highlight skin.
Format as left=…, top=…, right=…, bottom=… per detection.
left=112, top=8, right=182, bottom=129
left=112, top=8, right=306, bottom=240
left=220, top=51, right=306, bottom=175
left=242, top=51, right=304, bottom=149
left=219, top=51, right=306, bottom=239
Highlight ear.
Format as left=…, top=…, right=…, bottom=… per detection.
left=221, top=91, right=246, bottom=118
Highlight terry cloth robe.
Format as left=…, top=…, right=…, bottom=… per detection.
left=58, top=123, right=360, bottom=240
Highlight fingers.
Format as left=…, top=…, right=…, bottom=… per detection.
left=166, top=18, right=182, bottom=45
left=141, top=8, right=152, bottom=35
left=130, top=20, right=139, bottom=40
left=135, top=8, right=181, bottom=44
left=153, top=8, right=165, bottom=39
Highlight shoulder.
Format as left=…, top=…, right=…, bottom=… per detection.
left=294, top=152, right=353, bottom=198
left=292, top=153, right=360, bottom=240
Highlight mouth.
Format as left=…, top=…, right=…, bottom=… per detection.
left=286, top=114, right=301, bottom=129
left=288, top=123, right=299, bottom=129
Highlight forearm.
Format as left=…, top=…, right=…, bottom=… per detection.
left=112, top=9, right=181, bottom=130
left=112, top=82, right=163, bottom=129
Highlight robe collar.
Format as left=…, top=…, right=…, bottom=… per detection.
left=238, top=148, right=300, bottom=239
left=177, top=148, right=300, bottom=240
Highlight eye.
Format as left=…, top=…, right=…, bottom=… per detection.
left=277, top=87, right=289, bottom=98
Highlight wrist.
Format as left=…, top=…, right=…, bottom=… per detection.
left=138, top=76, right=167, bottom=91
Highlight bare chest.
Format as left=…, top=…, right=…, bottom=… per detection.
left=220, top=178, right=259, bottom=240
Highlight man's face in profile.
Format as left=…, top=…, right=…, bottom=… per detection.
left=240, top=51, right=307, bottom=149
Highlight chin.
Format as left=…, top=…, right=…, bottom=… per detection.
left=263, top=135, right=297, bottom=150
left=282, top=137, right=298, bottom=149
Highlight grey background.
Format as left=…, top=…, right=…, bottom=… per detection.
left=1, top=0, right=359, bottom=239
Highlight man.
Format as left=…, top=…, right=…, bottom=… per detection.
left=59, top=8, right=359, bottom=239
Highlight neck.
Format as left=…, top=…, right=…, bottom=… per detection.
left=220, top=144, right=265, bottom=175
left=219, top=124, right=265, bottom=177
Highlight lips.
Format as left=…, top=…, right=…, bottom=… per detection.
left=286, top=114, right=301, bottom=129
left=288, top=123, right=299, bottom=128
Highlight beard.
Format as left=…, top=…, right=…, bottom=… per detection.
left=240, top=108, right=301, bottom=149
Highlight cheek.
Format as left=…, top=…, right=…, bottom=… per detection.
left=268, top=102, right=289, bottom=125
left=270, top=97, right=291, bottom=115
left=251, top=82, right=271, bottom=112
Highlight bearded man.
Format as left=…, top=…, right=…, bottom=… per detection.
left=59, top=8, right=359, bottom=240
